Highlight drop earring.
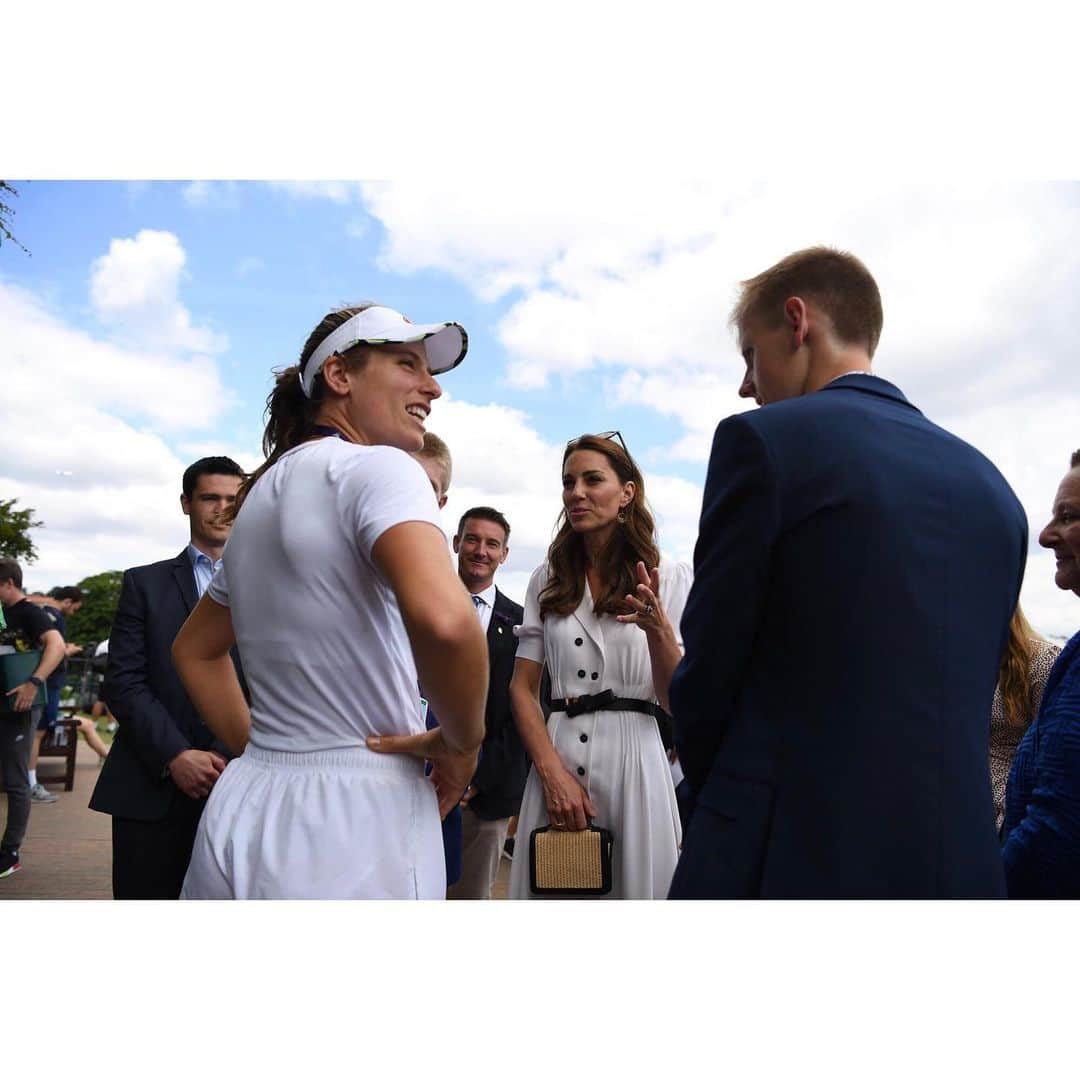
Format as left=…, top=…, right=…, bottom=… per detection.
left=617, top=510, right=627, bottom=524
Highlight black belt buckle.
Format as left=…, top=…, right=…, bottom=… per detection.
left=564, top=689, right=614, bottom=718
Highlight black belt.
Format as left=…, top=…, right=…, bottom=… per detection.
left=550, top=688, right=669, bottom=722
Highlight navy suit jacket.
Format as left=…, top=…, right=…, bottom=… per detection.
left=425, top=587, right=526, bottom=885
left=425, top=702, right=463, bottom=887
left=668, top=375, right=1027, bottom=899
left=90, top=550, right=244, bottom=823
left=468, top=588, right=527, bottom=821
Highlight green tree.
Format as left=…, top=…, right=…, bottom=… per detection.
left=67, top=570, right=124, bottom=646
left=0, top=181, right=30, bottom=254
left=0, top=498, right=43, bottom=562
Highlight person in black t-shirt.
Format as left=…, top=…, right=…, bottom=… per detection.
left=26, top=587, right=87, bottom=801
left=0, top=560, right=66, bottom=879
left=29, top=589, right=110, bottom=767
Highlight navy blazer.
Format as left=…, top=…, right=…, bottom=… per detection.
left=1001, top=629, right=1080, bottom=897
left=90, top=550, right=244, bottom=823
left=425, top=701, right=463, bottom=887
left=468, top=588, right=527, bottom=821
left=669, top=375, right=1027, bottom=899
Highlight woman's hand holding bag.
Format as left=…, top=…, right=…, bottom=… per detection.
left=539, top=763, right=598, bottom=831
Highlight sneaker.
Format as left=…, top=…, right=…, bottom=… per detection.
left=30, top=783, right=58, bottom=803
left=0, top=849, right=20, bottom=878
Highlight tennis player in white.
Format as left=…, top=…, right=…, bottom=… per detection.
left=173, top=303, right=487, bottom=899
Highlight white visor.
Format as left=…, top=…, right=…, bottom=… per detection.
left=299, top=305, right=468, bottom=397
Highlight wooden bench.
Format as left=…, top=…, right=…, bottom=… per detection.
left=37, top=707, right=81, bottom=792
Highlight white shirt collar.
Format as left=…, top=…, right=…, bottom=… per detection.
left=826, top=370, right=881, bottom=386
left=470, top=583, right=497, bottom=609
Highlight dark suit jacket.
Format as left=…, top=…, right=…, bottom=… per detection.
left=668, top=375, right=1027, bottom=899
left=468, top=588, right=527, bottom=821
left=90, top=549, right=244, bottom=823
left=425, top=701, right=463, bottom=886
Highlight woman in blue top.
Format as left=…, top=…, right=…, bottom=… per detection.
left=1002, top=449, right=1080, bottom=898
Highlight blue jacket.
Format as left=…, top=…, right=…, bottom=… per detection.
left=90, top=551, right=243, bottom=822
left=668, top=375, right=1027, bottom=898
left=1002, top=629, right=1080, bottom=897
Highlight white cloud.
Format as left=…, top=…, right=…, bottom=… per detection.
left=941, top=393, right=1077, bottom=554
left=358, top=182, right=1080, bottom=415
left=426, top=394, right=703, bottom=606
left=234, top=255, right=264, bottom=279
left=1020, top=551, right=1078, bottom=643
left=89, top=228, right=227, bottom=355
left=175, top=440, right=262, bottom=474
left=355, top=181, right=1080, bottom=636
left=182, top=181, right=213, bottom=206
left=182, top=181, right=240, bottom=209
left=0, top=230, right=239, bottom=589
left=268, top=181, right=357, bottom=204
left=1, top=281, right=233, bottom=431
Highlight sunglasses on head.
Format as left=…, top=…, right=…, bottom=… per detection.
left=566, top=430, right=628, bottom=455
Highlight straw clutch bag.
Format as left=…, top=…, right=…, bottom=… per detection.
left=529, top=823, right=613, bottom=896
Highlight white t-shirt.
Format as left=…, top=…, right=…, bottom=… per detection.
left=206, top=437, right=443, bottom=753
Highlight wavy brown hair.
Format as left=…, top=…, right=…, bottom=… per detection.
left=539, top=434, right=660, bottom=619
left=997, top=604, right=1047, bottom=729
left=229, top=303, right=376, bottom=519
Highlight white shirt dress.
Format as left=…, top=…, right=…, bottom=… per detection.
left=509, top=557, right=693, bottom=899
left=180, top=439, right=447, bottom=900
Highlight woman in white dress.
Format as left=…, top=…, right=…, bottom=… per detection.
left=171, top=303, right=488, bottom=899
left=508, top=432, right=692, bottom=899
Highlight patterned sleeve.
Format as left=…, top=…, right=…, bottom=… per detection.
left=1030, top=639, right=1063, bottom=716
left=514, top=564, right=547, bottom=664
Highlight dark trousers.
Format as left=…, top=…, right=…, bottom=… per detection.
left=112, top=792, right=205, bottom=899
left=1, top=708, right=37, bottom=851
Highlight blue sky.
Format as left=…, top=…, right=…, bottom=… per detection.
left=2, top=180, right=1079, bottom=637
left=6, top=181, right=690, bottom=477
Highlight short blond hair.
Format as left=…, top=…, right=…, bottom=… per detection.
left=414, top=431, right=452, bottom=495
left=731, top=246, right=884, bottom=357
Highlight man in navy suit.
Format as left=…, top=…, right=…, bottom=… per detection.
left=90, top=456, right=245, bottom=899
left=668, top=247, right=1027, bottom=899
left=446, top=506, right=525, bottom=900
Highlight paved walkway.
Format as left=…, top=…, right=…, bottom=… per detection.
left=2, top=738, right=511, bottom=900
left=2, top=737, right=112, bottom=899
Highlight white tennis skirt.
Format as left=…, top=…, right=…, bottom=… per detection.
left=180, top=744, right=446, bottom=899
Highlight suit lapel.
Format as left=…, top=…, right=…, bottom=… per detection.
left=487, top=589, right=515, bottom=655
left=171, top=550, right=198, bottom=614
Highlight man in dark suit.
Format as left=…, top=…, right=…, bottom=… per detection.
left=90, top=456, right=246, bottom=899
left=668, top=247, right=1027, bottom=899
left=446, top=507, right=526, bottom=900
